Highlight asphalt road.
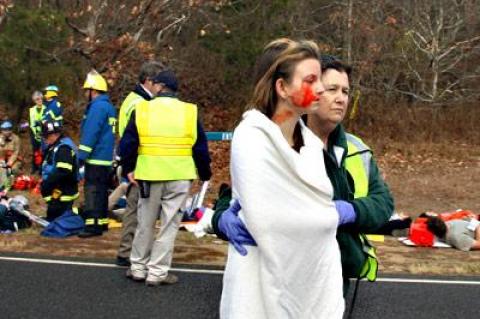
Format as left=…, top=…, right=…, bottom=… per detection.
left=0, top=256, right=479, bottom=319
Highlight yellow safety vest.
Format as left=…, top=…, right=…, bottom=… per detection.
left=134, top=97, right=198, bottom=181
left=345, top=133, right=371, bottom=198
left=29, top=105, right=46, bottom=141
left=345, top=133, right=378, bottom=282
left=118, top=92, right=145, bottom=138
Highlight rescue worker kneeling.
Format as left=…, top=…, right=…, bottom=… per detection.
left=40, top=121, right=79, bottom=222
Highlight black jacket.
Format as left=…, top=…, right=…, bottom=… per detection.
left=41, top=135, right=79, bottom=201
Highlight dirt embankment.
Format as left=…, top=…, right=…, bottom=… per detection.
left=0, top=140, right=479, bottom=276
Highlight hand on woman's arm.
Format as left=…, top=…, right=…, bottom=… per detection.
left=217, top=200, right=256, bottom=256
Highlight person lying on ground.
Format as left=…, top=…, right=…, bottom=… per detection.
left=427, top=216, right=480, bottom=252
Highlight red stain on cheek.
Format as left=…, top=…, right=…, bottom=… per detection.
left=272, top=109, right=294, bottom=124
left=291, top=82, right=318, bottom=108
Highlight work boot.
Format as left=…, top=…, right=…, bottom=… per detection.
left=116, top=256, right=131, bottom=267
left=145, top=273, right=178, bottom=287
left=126, top=269, right=146, bottom=282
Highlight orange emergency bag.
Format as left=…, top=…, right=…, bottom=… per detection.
left=34, top=150, right=43, bottom=166
left=438, top=209, right=477, bottom=221
left=409, top=217, right=434, bottom=247
left=12, top=175, right=38, bottom=190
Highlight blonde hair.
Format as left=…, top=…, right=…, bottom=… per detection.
left=247, top=38, right=320, bottom=119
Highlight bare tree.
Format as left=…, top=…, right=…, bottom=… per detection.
left=394, top=0, right=480, bottom=104
left=61, top=0, right=202, bottom=103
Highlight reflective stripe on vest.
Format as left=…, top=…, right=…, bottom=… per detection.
left=85, top=217, right=109, bottom=225
left=345, top=133, right=371, bottom=198
left=345, top=133, right=378, bottom=281
left=135, top=97, right=197, bottom=181
left=47, top=109, right=63, bottom=122
left=359, top=234, right=378, bottom=282
left=118, top=92, right=144, bottom=138
left=43, top=193, right=79, bottom=203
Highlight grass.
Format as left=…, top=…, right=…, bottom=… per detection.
left=0, top=139, right=479, bottom=277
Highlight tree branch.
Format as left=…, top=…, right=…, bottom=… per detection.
left=25, top=46, right=61, bottom=63
left=65, top=17, right=89, bottom=37
left=438, top=36, right=480, bottom=61
left=156, top=13, right=188, bottom=43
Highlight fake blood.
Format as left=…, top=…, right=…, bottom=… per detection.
left=291, top=82, right=317, bottom=108
left=273, top=109, right=294, bottom=124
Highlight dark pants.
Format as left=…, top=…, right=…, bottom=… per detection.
left=29, top=132, right=42, bottom=174
left=83, top=164, right=111, bottom=233
left=46, top=200, right=73, bottom=222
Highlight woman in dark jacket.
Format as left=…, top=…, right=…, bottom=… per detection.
left=212, top=55, right=394, bottom=295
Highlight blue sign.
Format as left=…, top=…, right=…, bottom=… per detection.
left=206, top=132, right=233, bottom=141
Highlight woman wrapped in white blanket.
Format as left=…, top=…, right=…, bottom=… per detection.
left=220, top=38, right=344, bottom=319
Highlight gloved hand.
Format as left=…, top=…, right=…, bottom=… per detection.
left=218, top=199, right=256, bottom=256
left=334, top=200, right=357, bottom=226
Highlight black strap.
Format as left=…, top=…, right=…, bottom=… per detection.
left=347, top=278, right=361, bottom=319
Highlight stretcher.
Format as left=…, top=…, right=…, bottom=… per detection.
left=398, top=236, right=451, bottom=248
left=180, top=181, right=213, bottom=238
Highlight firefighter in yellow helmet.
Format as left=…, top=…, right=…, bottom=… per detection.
left=42, top=85, right=63, bottom=124
left=77, top=70, right=117, bottom=238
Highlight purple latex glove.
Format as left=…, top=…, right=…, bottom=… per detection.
left=218, top=199, right=257, bottom=256
left=334, top=200, right=357, bottom=226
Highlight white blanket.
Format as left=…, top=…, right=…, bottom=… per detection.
left=220, top=110, right=344, bottom=319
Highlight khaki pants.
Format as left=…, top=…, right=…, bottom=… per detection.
left=108, top=182, right=128, bottom=212
left=130, top=180, right=191, bottom=279
left=117, top=184, right=139, bottom=259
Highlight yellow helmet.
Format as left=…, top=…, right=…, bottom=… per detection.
left=83, top=70, right=108, bottom=92
left=44, top=85, right=59, bottom=98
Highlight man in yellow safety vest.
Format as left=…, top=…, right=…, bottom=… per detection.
left=119, top=67, right=212, bottom=286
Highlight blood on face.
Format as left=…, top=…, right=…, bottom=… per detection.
left=290, top=75, right=319, bottom=108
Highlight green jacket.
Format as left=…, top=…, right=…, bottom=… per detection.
left=212, top=124, right=394, bottom=282
left=325, top=124, right=394, bottom=280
